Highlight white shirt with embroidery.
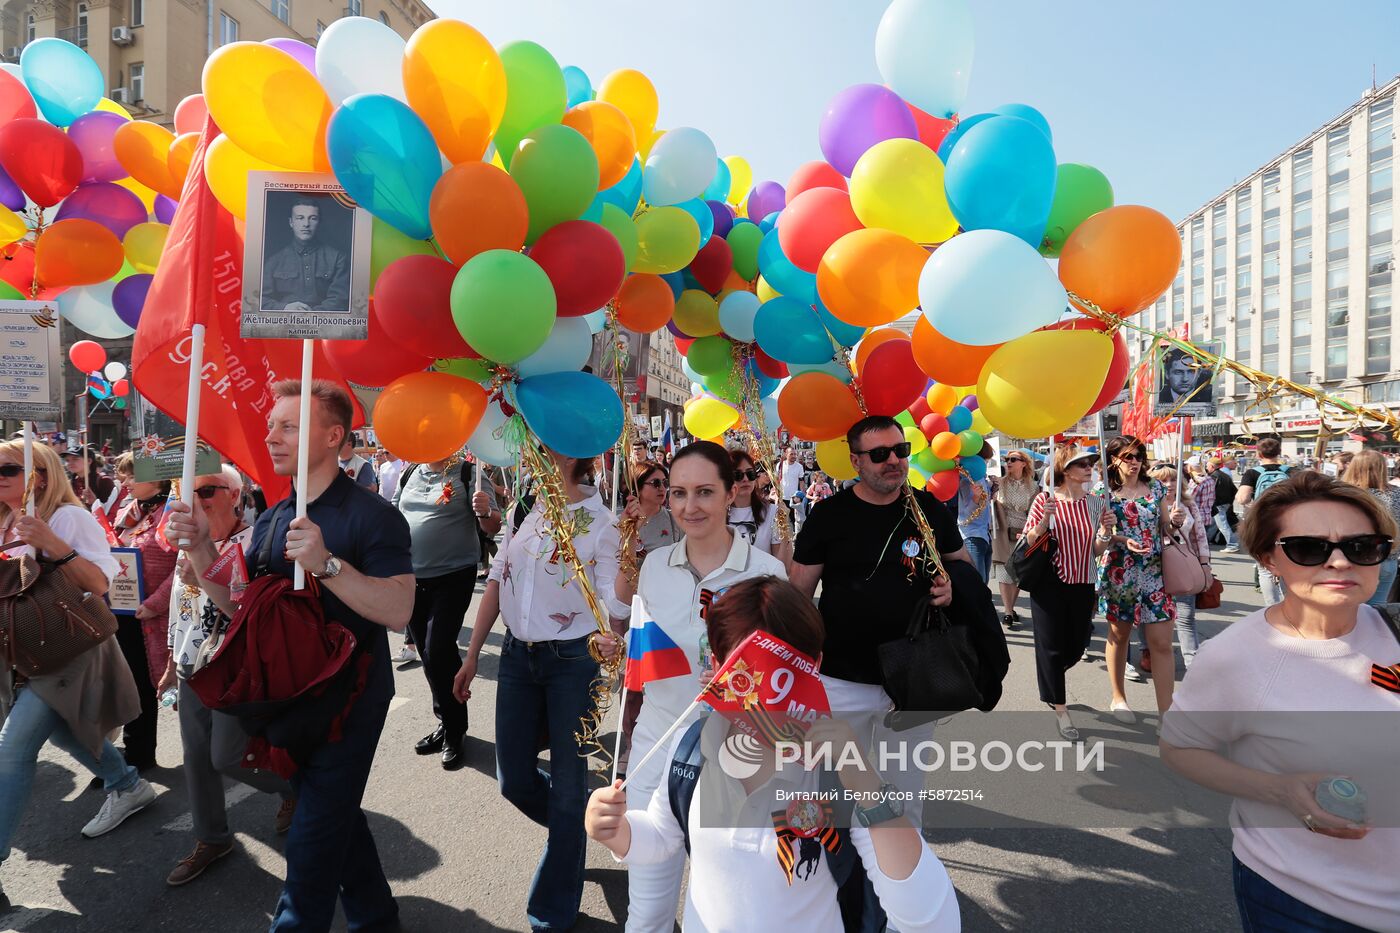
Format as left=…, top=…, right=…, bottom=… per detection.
left=168, top=525, right=253, bottom=672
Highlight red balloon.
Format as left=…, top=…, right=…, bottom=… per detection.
left=321, top=299, right=435, bottom=388
left=919, top=412, right=949, bottom=440
left=908, top=104, right=957, bottom=152
left=69, top=340, right=106, bottom=373
left=786, top=160, right=848, bottom=202
left=777, top=187, right=863, bottom=273
left=528, top=220, right=625, bottom=316
left=859, top=338, right=925, bottom=416
left=754, top=347, right=788, bottom=379
left=673, top=335, right=695, bottom=355
left=0, top=243, right=60, bottom=300
left=113, top=378, right=130, bottom=397
left=0, top=71, right=36, bottom=126
left=928, top=469, right=959, bottom=502
left=373, top=255, right=477, bottom=361
left=688, top=236, right=732, bottom=294
left=909, top=396, right=932, bottom=424
left=0, top=118, right=82, bottom=207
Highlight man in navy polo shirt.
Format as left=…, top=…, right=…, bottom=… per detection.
left=168, top=378, right=414, bottom=933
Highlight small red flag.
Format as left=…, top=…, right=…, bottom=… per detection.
left=700, top=631, right=830, bottom=748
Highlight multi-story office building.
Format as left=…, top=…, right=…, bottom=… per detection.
left=1145, top=76, right=1399, bottom=456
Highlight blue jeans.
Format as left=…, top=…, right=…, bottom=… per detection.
left=270, top=696, right=396, bottom=933
left=965, top=535, right=992, bottom=583
left=1172, top=594, right=1200, bottom=668
left=496, top=632, right=599, bottom=931
left=1234, top=855, right=1372, bottom=931
left=1259, top=567, right=1285, bottom=606
left=0, top=684, right=139, bottom=862
left=1215, top=505, right=1238, bottom=548
left=1367, top=556, right=1397, bottom=607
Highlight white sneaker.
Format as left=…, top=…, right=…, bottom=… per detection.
left=1222, top=546, right=1240, bottom=554
left=1125, top=666, right=1147, bottom=683
left=395, top=644, right=419, bottom=663
left=82, top=778, right=156, bottom=838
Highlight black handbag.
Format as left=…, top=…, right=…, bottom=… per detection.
left=1008, top=530, right=1056, bottom=591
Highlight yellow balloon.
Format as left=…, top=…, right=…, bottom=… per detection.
left=904, top=426, right=928, bottom=456
left=684, top=395, right=739, bottom=439
left=849, top=139, right=958, bottom=244
left=723, top=155, right=751, bottom=206
left=970, top=409, right=992, bottom=435
left=977, top=330, right=1113, bottom=438
left=201, top=42, right=333, bottom=172
left=756, top=275, right=779, bottom=303
left=122, top=222, right=170, bottom=273
left=0, top=208, right=26, bottom=247
left=114, top=176, right=157, bottom=213
left=597, top=69, right=658, bottom=145
left=908, top=466, right=929, bottom=489
left=816, top=437, right=857, bottom=481
left=94, top=97, right=133, bottom=119
left=489, top=147, right=506, bottom=170
left=204, top=135, right=285, bottom=219
left=673, top=289, right=720, bottom=337
left=403, top=20, right=507, bottom=164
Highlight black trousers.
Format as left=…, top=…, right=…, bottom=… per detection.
left=1029, top=575, right=1096, bottom=706
left=114, top=616, right=157, bottom=765
left=407, top=564, right=478, bottom=739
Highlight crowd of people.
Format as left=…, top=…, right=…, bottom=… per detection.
left=0, top=394, right=1396, bottom=932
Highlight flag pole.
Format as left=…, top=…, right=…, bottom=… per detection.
left=618, top=696, right=704, bottom=792
left=294, top=338, right=312, bottom=591
left=21, top=420, right=33, bottom=516
left=177, top=322, right=205, bottom=547
left=79, top=391, right=89, bottom=506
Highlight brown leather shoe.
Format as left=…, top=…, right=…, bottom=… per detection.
left=166, top=840, right=234, bottom=886
left=275, top=797, right=297, bottom=835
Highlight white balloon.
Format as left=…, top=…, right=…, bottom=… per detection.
left=58, top=282, right=134, bottom=339
left=875, top=0, right=974, bottom=120
left=582, top=307, right=608, bottom=334
left=103, top=361, right=127, bottom=382
left=642, top=127, right=717, bottom=207
left=315, top=16, right=408, bottom=105
left=515, top=317, right=593, bottom=378
left=466, top=400, right=517, bottom=467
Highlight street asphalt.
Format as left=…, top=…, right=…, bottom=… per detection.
left=2, top=549, right=1267, bottom=932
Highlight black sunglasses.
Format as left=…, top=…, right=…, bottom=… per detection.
left=1116, top=452, right=1145, bottom=462
left=854, top=442, right=912, bottom=464
left=1275, top=535, right=1392, bottom=567
left=1005, top=457, right=1026, bottom=464
left=735, top=469, right=759, bottom=482
left=640, top=478, right=667, bottom=491
left=194, top=485, right=228, bottom=500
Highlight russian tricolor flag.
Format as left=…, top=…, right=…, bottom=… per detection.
left=623, top=597, right=692, bottom=692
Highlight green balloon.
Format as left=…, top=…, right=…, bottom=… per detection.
left=434, top=357, right=493, bottom=382
left=111, top=259, right=139, bottom=284
left=913, top=449, right=956, bottom=474
left=727, top=222, right=763, bottom=281
left=957, top=429, right=983, bottom=457
left=688, top=335, right=733, bottom=378
left=703, top=366, right=745, bottom=404
left=634, top=206, right=700, bottom=274
left=1041, top=163, right=1113, bottom=257
left=451, top=250, right=557, bottom=364
left=895, top=410, right=916, bottom=429
left=495, top=41, right=567, bottom=169
left=371, top=218, right=436, bottom=288
left=0, top=281, right=24, bottom=301
left=511, top=124, right=600, bottom=244
left=600, top=203, right=638, bottom=271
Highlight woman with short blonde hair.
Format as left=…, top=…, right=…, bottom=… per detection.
left=1342, top=449, right=1400, bottom=605
left=990, top=448, right=1038, bottom=629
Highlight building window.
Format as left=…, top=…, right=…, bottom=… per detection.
left=25, top=12, right=34, bottom=43
left=131, top=0, right=143, bottom=26
left=1263, top=254, right=1280, bottom=281
left=219, top=12, right=238, bottom=45
left=1293, top=149, right=1313, bottom=193
left=77, top=3, right=87, bottom=46
left=1293, top=236, right=1312, bottom=270
left=379, top=11, right=389, bottom=24
left=1236, top=266, right=1252, bottom=292
left=1327, top=125, right=1350, bottom=177
left=316, top=20, right=326, bottom=38
left=1370, top=98, right=1393, bottom=154
left=1368, top=283, right=1391, bottom=374
left=271, top=0, right=289, bottom=24
left=1262, top=215, right=1281, bottom=246
left=1292, top=202, right=1311, bottom=234
left=129, top=63, right=143, bottom=102
left=1263, top=169, right=1281, bottom=214
left=1292, top=303, right=1311, bottom=378
left=1292, top=273, right=1312, bottom=303
left=347, top=0, right=361, bottom=15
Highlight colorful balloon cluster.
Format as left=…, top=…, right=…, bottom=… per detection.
left=69, top=339, right=130, bottom=404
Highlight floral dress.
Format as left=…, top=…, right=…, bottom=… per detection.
left=1092, top=479, right=1177, bottom=627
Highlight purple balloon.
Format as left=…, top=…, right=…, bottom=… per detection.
left=68, top=111, right=129, bottom=184
left=54, top=182, right=148, bottom=239
left=745, top=181, right=785, bottom=223
left=0, top=164, right=22, bottom=212
left=959, top=395, right=979, bottom=412
left=112, top=273, right=153, bottom=329
left=265, top=38, right=317, bottom=73
left=706, top=200, right=734, bottom=239
left=667, top=319, right=688, bottom=339
left=153, top=194, right=178, bottom=224
left=819, top=84, right=919, bottom=177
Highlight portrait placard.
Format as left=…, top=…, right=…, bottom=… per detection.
left=1153, top=341, right=1221, bottom=418
left=131, top=390, right=222, bottom=482
left=0, top=301, right=63, bottom=420
left=109, top=547, right=146, bottom=615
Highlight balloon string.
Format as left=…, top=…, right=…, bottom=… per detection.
left=731, top=341, right=792, bottom=545
left=826, top=328, right=867, bottom=415
left=27, top=208, right=43, bottom=300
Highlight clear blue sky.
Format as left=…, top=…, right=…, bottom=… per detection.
left=426, top=0, right=1400, bottom=222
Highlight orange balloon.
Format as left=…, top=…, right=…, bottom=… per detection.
left=113, top=121, right=182, bottom=200
left=167, top=131, right=199, bottom=194
left=1059, top=205, right=1181, bottom=317
left=429, top=162, right=528, bottom=265
left=930, top=431, right=961, bottom=460
left=777, top=372, right=864, bottom=441
left=372, top=371, right=489, bottom=463
left=36, top=219, right=123, bottom=287
left=926, top=382, right=959, bottom=416
left=562, top=101, right=637, bottom=190
left=911, top=315, right=1002, bottom=385
left=854, top=328, right=909, bottom=375
left=817, top=228, right=928, bottom=327
left=403, top=20, right=507, bottom=164
left=615, top=274, right=674, bottom=332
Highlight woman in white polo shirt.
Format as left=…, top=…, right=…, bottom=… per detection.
left=612, top=441, right=786, bottom=933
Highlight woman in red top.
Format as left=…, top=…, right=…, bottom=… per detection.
left=1022, top=445, right=1116, bottom=740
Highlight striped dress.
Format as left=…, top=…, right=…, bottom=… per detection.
left=1024, top=491, right=1098, bottom=585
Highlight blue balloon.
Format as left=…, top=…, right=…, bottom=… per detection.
left=813, top=298, right=866, bottom=348
left=513, top=371, right=624, bottom=459
left=20, top=38, right=102, bottom=126
left=944, top=115, right=1057, bottom=246
left=718, top=291, right=761, bottom=342
left=675, top=198, right=714, bottom=247
left=747, top=360, right=780, bottom=398
left=757, top=229, right=817, bottom=305
left=681, top=355, right=703, bottom=384
left=758, top=210, right=781, bottom=233
left=702, top=158, right=731, bottom=202
left=580, top=198, right=604, bottom=223
left=787, top=360, right=853, bottom=384
left=562, top=65, right=593, bottom=108
left=753, top=297, right=836, bottom=365
left=946, top=406, right=973, bottom=433
left=516, top=317, right=593, bottom=378
left=990, top=103, right=1051, bottom=142
left=936, top=112, right=993, bottom=161
left=960, top=455, right=987, bottom=482
left=582, top=308, right=608, bottom=334
left=327, top=93, right=441, bottom=239
left=597, top=158, right=642, bottom=215
left=660, top=271, right=686, bottom=299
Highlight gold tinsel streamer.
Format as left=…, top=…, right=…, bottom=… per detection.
left=731, top=343, right=793, bottom=544
left=517, top=438, right=624, bottom=775
left=602, top=303, right=644, bottom=585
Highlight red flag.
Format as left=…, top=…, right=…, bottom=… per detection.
left=131, top=115, right=363, bottom=504
left=700, top=631, right=830, bottom=747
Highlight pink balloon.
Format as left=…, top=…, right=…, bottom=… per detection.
left=173, top=94, right=208, bottom=136
left=264, top=38, right=316, bottom=72
left=68, top=111, right=129, bottom=184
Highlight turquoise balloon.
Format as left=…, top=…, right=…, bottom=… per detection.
left=814, top=299, right=866, bottom=348
left=757, top=228, right=817, bottom=305
left=718, top=291, right=760, bottom=342
left=514, top=371, right=623, bottom=459
left=875, top=0, right=973, bottom=119
left=596, top=158, right=642, bottom=215
left=788, top=360, right=852, bottom=384
left=947, top=406, right=973, bottom=433
left=960, top=455, right=987, bottom=482
left=991, top=103, right=1051, bottom=142
left=328, top=93, right=441, bottom=239
left=20, top=38, right=102, bottom=126
left=643, top=127, right=717, bottom=207
left=675, top=198, right=713, bottom=247
left=681, top=355, right=703, bottom=384
left=753, top=296, right=835, bottom=365
left=510, top=124, right=600, bottom=244
left=944, top=115, right=1057, bottom=246
left=582, top=308, right=608, bottom=334
left=451, top=250, right=557, bottom=364
left=702, top=158, right=730, bottom=202
left=516, top=316, right=593, bottom=377
left=936, top=112, right=992, bottom=161
left=562, top=65, right=593, bottom=108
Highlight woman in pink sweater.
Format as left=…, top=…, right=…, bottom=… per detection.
left=1160, top=471, right=1400, bottom=932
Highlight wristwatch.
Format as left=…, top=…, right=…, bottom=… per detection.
left=854, top=783, right=905, bottom=827
left=312, top=555, right=343, bottom=579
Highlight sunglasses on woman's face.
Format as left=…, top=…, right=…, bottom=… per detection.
left=1006, top=457, right=1025, bottom=464
left=640, top=478, right=667, bottom=491
left=1275, top=534, right=1392, bottom=567
left=734, top=469, right=759, bottom=482
left=194, top=485, right=228, bottom=500
left=1116, top=453, right=1144, bottom=463
left=0, top=464, right=42, bottom=478
left=854, top=442, right=913, bottom=464
left=1067, top=459, right=1094, bottom=470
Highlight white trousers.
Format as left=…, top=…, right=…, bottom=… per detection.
left=622, top=703, right=694, bottom=933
